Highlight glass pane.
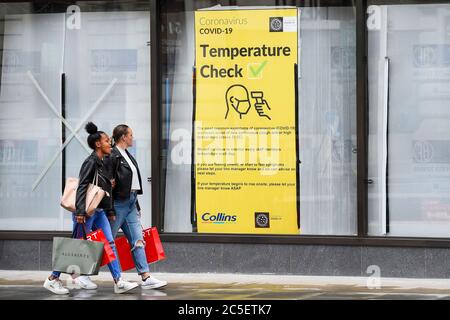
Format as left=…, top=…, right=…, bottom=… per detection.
left=64, top=9, right=151, bottom=230
left=0, top=1, right=151, bottom=231
left=368, top=3, right=450, bottom=237
left=0, top=10, right=65, bottom=230
left=161, top=1, right=357, bottom=235
left=298, top=6, right=357, bottom=235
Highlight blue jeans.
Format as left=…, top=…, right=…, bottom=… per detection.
left=111, top=192, right=149, bottom=275
left=51, top=210, right=122, bottom=281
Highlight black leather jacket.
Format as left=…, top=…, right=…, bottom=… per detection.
left=75, top=152, right=114, bottom=217
left=109, top=146, right=143, bottom=202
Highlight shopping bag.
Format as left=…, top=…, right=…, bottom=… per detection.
left=114, top=236, right=135, bottom=272
left=86, top=229, right=116, bottom=266
left=52, top=224, right=104, bottom=276
left=144, top=227, right=166, bottom=263
left=115, top=227, right=166, bottom=272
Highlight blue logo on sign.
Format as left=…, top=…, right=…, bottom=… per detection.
left=201, top=213, right=237, bottom=224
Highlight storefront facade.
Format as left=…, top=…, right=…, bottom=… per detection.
left=2, top=0, right=450, bottom=278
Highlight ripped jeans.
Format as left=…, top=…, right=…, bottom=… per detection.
left=51, top=210, right=122, bottom=281
left=111, top=192, right=149, bottom=275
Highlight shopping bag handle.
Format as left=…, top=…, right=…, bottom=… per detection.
left=72, top=223, right=89, bottom=240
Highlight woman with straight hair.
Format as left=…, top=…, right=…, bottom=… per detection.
left=43, top=122, right=139, bottom=295
left=109, top=124, right=167, bottom=289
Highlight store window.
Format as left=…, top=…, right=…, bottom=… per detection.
left=161, top=0, right=357, bottom=235
left=0, top=1, right=152, bottom=231
left=368, top=3, right=450, bottom=237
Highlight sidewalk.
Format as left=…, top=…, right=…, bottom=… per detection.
left=1, top=270, right=450, bottom=300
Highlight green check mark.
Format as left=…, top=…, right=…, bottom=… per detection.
left=249, top=60, right=268, bottom=78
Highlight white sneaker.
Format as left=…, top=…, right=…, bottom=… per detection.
left=74, top=276, right=98, bottom=290
left=114, top=278, right=139, bottom=294
left=141, top=276, right=168, bottom=290
left=43, top=277, right=70, bottom=295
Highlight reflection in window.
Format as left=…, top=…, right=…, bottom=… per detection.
left=368, top=4, right=450, bottom=237
left=162, top=2, right=357, bottom=235
left=0, top=1, right=152, bottom=231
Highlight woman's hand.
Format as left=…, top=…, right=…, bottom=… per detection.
left=76, top=215, right=86, bottom=224
left=108, top=215, right=116, bottom=222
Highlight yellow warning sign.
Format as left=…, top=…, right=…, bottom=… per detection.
left=194, top=8, right=299, bottom=234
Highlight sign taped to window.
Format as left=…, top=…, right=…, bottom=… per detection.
left=193, top=8, right=300, bottom=234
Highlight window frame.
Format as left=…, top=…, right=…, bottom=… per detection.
left=3, top=0, right=450, bottom=249
left=155, top=0, right=367, bottom=240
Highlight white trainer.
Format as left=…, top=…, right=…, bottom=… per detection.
left=74, top=276, right=98, bottom=290
left=114, top=278, right=139, bottom=294
left=43, top=277, right=70, bottom=295
left=141, top=276, right=168, bottom=290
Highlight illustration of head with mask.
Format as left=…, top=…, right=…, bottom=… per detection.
left=225, top=84, right=251, bottom=119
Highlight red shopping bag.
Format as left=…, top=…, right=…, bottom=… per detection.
left=85, top=229, right=116, bottom=266
left=114, top=236, right=135, bottom=271
left=115, top=227, right=166, bottom=272
left=143, top=227, right=166, bottom=263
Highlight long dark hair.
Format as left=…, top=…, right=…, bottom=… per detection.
left=112, top=124, right=129, bottom=146
left=85, top=122, right=105, bottom=150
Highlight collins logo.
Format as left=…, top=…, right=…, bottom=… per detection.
left=201, top=213, right=237, bottom=224
left=255, top=212, right=270, bottom=228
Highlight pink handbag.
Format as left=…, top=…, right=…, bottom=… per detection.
left=60, top=171, right=108, bottom=216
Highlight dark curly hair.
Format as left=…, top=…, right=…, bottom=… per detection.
left=85, top=122, right=105, bottom=150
